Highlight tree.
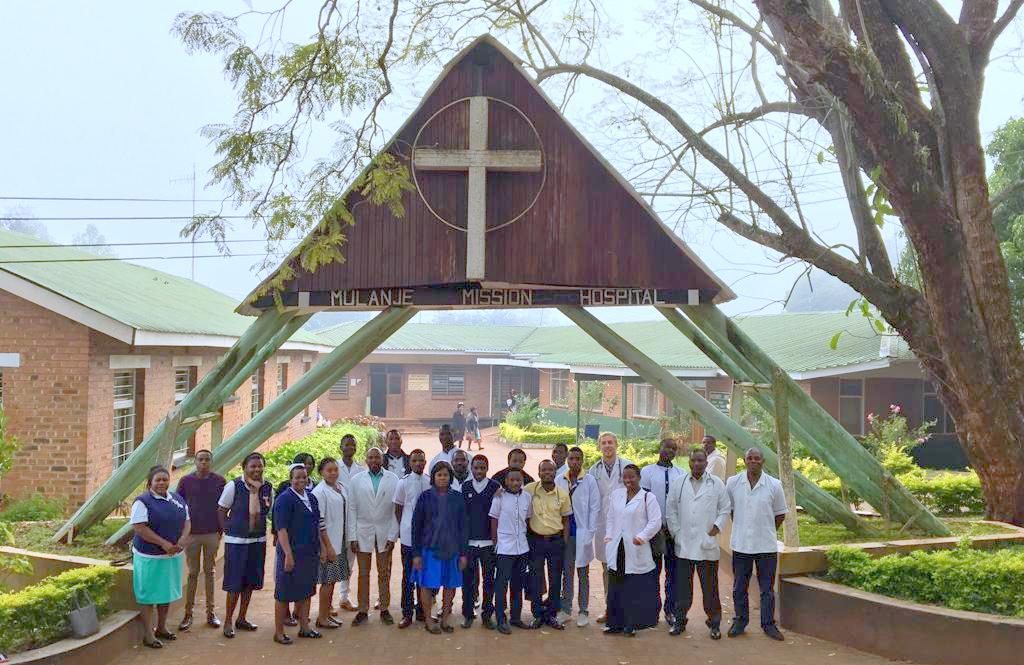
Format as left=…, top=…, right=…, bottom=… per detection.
left=177, top=1, right=1024, bottom=524
left=988, top=118, right=1024, bottom=336
left=0, top=207, right=50, bottom=241
left=71, top=224, right=117, bottom=257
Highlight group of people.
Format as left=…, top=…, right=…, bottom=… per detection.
left=449, top=402, right=484, bottom=451
left=130, top=427, right=789, bottom=648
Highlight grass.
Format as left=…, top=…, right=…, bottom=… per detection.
left=9, top=518, right=130, bottom=561
left=793, top=514, right=1016, bottom=547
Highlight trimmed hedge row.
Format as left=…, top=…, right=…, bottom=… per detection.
left=262, top=422, right=381, bottom=487
left=498, top=423, right=576, bottom=445
left=819, top=472, right=985, bottom=515
left=0, top=565, right=118, bottom=654
left=825, top=543, right=1024, bottom=617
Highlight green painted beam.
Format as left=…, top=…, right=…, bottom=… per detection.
left=53, top=309, right=298, bottom=542
left=681, top=305, right=949, bottom=536
left=559, top=306, right=864, bottom=531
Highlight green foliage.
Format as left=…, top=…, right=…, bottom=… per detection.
left=261, top=422, right=381, bottom=488
left=0, top=565, right=118, bottom=654
left=10, top=519, right=128, bottom=562
left=0, top=406, right=18, bottom=478
left=899, top=473, right=987, bottom=515
left=987, top=117, right=1024, bottom=337
left=0, top=494, right=66, bottom=522
left=831, top=297, right=888, bottom=349
left=796, top=515, right=1010, bottom=547
left=569, top=381, right=606, bottom=413
left=825, top=543, right=1024, bottom=617
left=575, top=438, right=667, bottom=469
left=502, top=395, right=545, bottom=429
left=498, top=422, right=575, bottom=445
left=862, top=404, right=931, bottom=460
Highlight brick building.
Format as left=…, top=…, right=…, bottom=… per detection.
left=314, top=313, right=964, bottom=468
left=0, top=230, right=329, bottom=508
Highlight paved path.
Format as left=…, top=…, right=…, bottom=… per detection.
left=110, top=429, right=904, bottom=665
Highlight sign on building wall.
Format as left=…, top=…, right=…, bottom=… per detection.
left=407, top=374, right=430, bottom=391
left=709, top=391, right=731, bottom=415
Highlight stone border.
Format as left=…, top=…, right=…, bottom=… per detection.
left=780, top=576, right=1024, bottom=665
left=6, top=610, right=140, bottom=665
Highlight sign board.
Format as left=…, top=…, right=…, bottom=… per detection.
left=709, top=391, right=731, bottom=415
left=407, top=374, right=430, bottom=391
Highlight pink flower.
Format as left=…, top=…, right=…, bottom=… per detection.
left=866, top=413, right=875, bottom=423
left=890, top=404, right=902, bottom=414
left=916, top=437, right=926, bottom=444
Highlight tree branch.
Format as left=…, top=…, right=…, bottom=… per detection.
left=992, top=178, right=1024, bottom=211
left=985, top=0, right=1024, bottom=53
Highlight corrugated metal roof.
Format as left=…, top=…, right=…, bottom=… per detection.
left=315, top=321, right=537, bottom=353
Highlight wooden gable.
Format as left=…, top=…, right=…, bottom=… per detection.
left=243, top=35, right=733, bottom=313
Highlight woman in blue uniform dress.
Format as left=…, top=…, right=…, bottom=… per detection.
left=272, top=463, right=330, bottom=645
left=131, top=465, right=191, bottom=649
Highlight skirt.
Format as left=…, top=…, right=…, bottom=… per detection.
left=275, top=547, right=319, bottom=602
left=223, top=541, right=267, bottom=593
left=317, top=552, right=351, bottom=584
left=606, top=542, right=661, bottom=630
left=411, top=549, right=462, bottom=590
left=133, top=551, right=184, bottom=606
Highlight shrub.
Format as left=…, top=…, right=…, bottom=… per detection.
left=576, top=438, right=664, bottom=469
left=899, top=472, right=986, bottom=515
left=0, top=565, right=118, bottom=654
left=498, top=422, right=575, bottom=445
left=503, top=395, right=545, bottom=429
left=862, top=404, right=932, bottom=458
left=0, top=494, right=67, bottom=522
left=261, top=422, right=381, bottom=488
left=825, top=542, right=1024, bottom=617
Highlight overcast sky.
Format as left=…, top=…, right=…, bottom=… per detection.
left=1, top=1, right=1020, bottom=327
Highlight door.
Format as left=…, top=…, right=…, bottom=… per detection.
left=370, top=366, right=388, bottom=417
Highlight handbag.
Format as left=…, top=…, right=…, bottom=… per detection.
left=640, top=490, right=665, bottom=558
left=68, top=588, right=100, bottom=639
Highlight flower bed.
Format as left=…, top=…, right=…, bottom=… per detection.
left=498, top=422, right=576, bottom=446
left=262, top=422, right=381, bottom=487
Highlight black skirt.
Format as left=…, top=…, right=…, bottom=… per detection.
left=606, top=541, right=661, bottom=630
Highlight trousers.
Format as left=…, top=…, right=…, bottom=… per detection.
left=674, top=558, right=721, bottom=628
left=528, top=534, right=564, bottom=620
left=560, top=534, right=590, bottom=614
left=184, top=532, right=219, bottom=615
left=651, top=528, right=677, bottom=618
left=338, top=547, right=356, bottom=602
left=494, top=553, right=528, bottom=625
left=731, top=551, right=778, bottom=630
left=356, top=548, right=393, bottom=613
left=400, top=545, right=424, bottom=619
left=462, top=544, right=496, bottom=619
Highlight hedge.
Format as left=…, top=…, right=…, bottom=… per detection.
left=262, top=423, right=381, bottom=488
left=825, top=543, right=1024, bottom=617
left=0, top=565, right=118, bottom=654
left=819, top=472, right=985, bottom=515
left=498, top=423, right=576, bottom=445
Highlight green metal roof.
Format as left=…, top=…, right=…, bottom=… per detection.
left=0, top=229, right=323, bottom=345
left=317, top=311, right=914, bottom=374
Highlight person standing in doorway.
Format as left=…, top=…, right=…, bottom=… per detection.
left=492, top=448, right=535, bottom=486
left=460, top=455, right=499, bottom=629
left=704, top=435, right=727, bottom=481
left=524, top=460, right=572, bottom=630
left=428, top=424, right=458, bottom=473
left=666, top=448, right=730, bottom=639
left=349, top=447, right=400, bottom=626
left=489, top=469, right=532, bottom=635
left=218, top=453, right=273, bottom=639
left=552, top=443, right=569, bottom=477
left=587, top=432, right=633, bottom=624
left=449, top=449, right=470, bottom=492
left=383, top=429, right=411, bottom=477
left=465, top=406, right=484, bottom=451
left=639, top=438, right=682, bottom=626
left=555, top=446, right=600, bottom=627
left=725, top=447, right=788, bottom=641
left=452, top=403, right=467, bottom=449
left=336, top=434, right=365, bottom=612
left=394, top=450, right=430, bottom=628
left=177, top=449, right=226, bottom=632
left=311, top=457, right=354, bottom=630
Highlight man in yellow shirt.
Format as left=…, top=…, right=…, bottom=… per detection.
left=525, top=460, right=573, bottom=629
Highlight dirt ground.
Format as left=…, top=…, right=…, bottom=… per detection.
left=108, top=429, right=906, bottom=665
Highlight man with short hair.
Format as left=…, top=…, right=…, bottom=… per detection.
left=492, top=448, right=536, bottom=486
left=394, top=449, right=430, bottom=628
left=555, top=446, right=600, bottom=627
left=178, top=449, right=226, bottom=631
left=336, top=433, right=366, bottom=612
left=383, top=429, right=411, bottom=477
left=640, top=438, right=683, bottom=626
left=524, top=460, right=572, bottom=630
left=461, top=455, right=500, bottom=629
left=428, top=424, right=458, bottom=472
left=349, top=447, right=400, bottom=626
left=704, top=435, right=727, bottom=481
left=552, top=443, right=569, bottom=476
left=449, top=449, right=471, bottom=492
left=452, top=402, right=467, bottom=449
left=725, top=447, right=788, bottom=641
left=587, top=432, right=633, bottom=623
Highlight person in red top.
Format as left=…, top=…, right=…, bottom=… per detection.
left=176, top=449, right=226, bottom=631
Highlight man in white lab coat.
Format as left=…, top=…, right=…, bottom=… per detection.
left=665, top=447, right=730, bottom=639
left=336, top=433, right=366, bottom=611
left=555, top=446, right=601, bottom=627
left=586, top=432, right=633, bottom=623
left=348, top=447, right=400, bottom=627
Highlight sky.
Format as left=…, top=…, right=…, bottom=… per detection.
left=1, top=1, right=1021, bottom=328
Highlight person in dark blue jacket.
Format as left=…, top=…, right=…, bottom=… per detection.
left=411, top=461, right=468, bottom=634
left=272, top=464, right=330, bottom=645
left=461, top=454, right=499, bottom=629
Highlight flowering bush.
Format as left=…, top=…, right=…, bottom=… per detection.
left=862, top=404, right=933, bottom=459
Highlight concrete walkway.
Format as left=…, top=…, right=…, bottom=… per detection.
left=109, top=429, right=904, bottom=665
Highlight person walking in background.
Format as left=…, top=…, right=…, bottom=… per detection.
left=552, top=443, right=569, bottom=476
left=411, top=461, right=468, bottom=634
left=383, top=429, right=412, bottom=477
left=349, top=447, right=400, bottom=626
left=524, top=460, right=572, bottom=630
left=218, top=453, right=273, bottom=639
left=603, top=464, right=661, bottom=637
left=726, top=447, right=788, bottom=641
left=311, top=457, right=355, bottom=630
left=492, top=448, right=535, bottom=486
left=666, top=448, right=730, bottom=639
left=394, top=450, right=430, bottom=628
left=556, top=446, right=600, bottom=627
left=452, top=403, right=467, bottom=449
left=272, top=464, right=330, bottom=645
left=131, top=465, right=191, bottom=649
left=336, top=433, right=366, bottom=612
left=449, top=449, right=470, bottom=492
left=587, top=432, right=633, bottom=624
left=177, top=449, right=226, bottom=632
left=489, top=469, right=532, bottom=635
left=429, top=424, right=458, bottom=472
left=460, top=454, right=499, bottom=629
left=639, top=438, right=683, bottom=626
left=465, top=406, right=483, bottom=451
left=704, top=435, right=727, bottom=481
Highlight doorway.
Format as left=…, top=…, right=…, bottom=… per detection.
left=369, top=364, right=403, bottom=417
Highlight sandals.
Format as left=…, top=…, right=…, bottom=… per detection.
left=283, top=616, right=299, bottom=627
left=315, top=618, right=340, bottom=629
left=154, top=629, right=176, bottom=641
left=297, top=629, right=322, bottom=639
left=223, top=626, right=236, bottom=639
left=273, top=634, right=293, bottom=645
left=142, top=638, right=163, bottom=649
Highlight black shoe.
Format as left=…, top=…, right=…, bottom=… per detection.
left=710, top=627, right=722, bottom=640
left=380, top=611, right=395, bottom=625
left=207, top=614, right=222, bottom=628
left=482, top=616, right=497, bottom=630
left=178, top=614, right=193, bottom=632
left=352, top=612, right=369, bottom=626
left=529, top=617, right=544, bottom=630
left=297, top=629, right=322, bottom=639
left=496, top=622, right=512, bottom=635
left=764, top=625, right=785, bottom=641
left=544, top=617, right=565, bottom=630
left=235, top=618, right=258, bottom=631
left=283, top=615, right=298, bottom=627
left=602, top=626, right=623, bottom=635
left=624, top=627, right=636, bottom=637
left=727, top=620, right=745, bottom=637
left=223, top=625, right=236, bottom=639
left=273, top=634, right=293, bottom=645
left=461, top=616, right=474, bottom=629
left=154, top=629, right=176, bottom=641
left=670, top=623, right=685, bottom=636
left=510, top=619, right=532, bottom=630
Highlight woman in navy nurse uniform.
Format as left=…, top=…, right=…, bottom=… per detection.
left=272, top=463, right=331, bottom=644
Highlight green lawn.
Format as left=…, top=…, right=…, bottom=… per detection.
left=10, top=519, right=130, bottom=561
left=793, top=515, right=1016, bottom=547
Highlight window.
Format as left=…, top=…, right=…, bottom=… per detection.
left=174, top=368, right=192, bottom=403
left=838, top=378, right=865, bottom=435
left=550, top=370, right=571, bottom=406
left=431, top=366, right=465, bottom=396
left=112, top=370, right=136, bottom=468
left=277, top=363, right=288, bottom=395
left=923, top=381, right=955, bottom=434
left=632, top=383, right=663, bottom=419
left=250, top=366, right=264, bottom=418
left=302, top=361, right=313, bottom=417
left=329, top=375, right=350, bottom=398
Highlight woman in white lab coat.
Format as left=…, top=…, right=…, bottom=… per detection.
left=311, top=457, right=356, bottom=629
left=603, top=464, right=662, bottom=636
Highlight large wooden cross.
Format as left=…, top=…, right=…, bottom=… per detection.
left=414, top=96, right=542, bottom=281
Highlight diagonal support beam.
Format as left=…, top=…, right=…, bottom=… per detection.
left=680, top=304, right=949, bottom=536
left=54, top=309, right=302, bottom=542
left=559, top=306, right=865, bottom=531
left=104, top=306, right=416, bottom=545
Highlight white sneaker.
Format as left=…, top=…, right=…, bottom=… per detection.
left=577, top=612, right=590, bottom=627
left=557, top=611, right=572, bottom=625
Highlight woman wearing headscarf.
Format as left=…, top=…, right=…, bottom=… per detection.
left=272, top=463, right=330, bottom=645
left=411, top=461, right=468, bottom=634
left=603, top=464, right=662, bottom=637
left=310, top=457, right=355, bottom=629
left=131, top=465, right=191, bottom=648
